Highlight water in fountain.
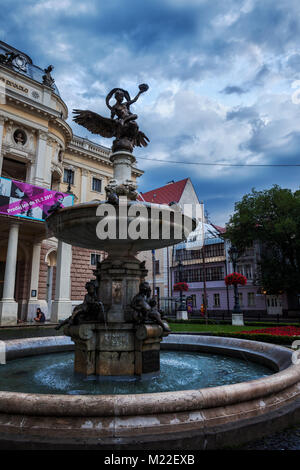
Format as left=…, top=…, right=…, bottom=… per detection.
left=0, top=350, right=272, bottom=395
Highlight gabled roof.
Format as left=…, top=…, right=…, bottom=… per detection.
left=139, top=178, right=189, bottom=204
left=211, top=224, right=226, bottom=234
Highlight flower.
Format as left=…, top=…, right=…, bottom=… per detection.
left=225, top=272, right=247, bottom=286
left=174, top=282, right=189, bottom=292
left=238, top=326, right=300, bottom=337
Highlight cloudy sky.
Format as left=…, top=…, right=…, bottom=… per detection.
left=1, top=0, right=300, bottom=225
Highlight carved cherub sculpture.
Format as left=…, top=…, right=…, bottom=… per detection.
left=130, top=282, right=170, bottom=331
left=148, top=299, right=171, bottom=332
left=130, top=281, right=152, bottom=323
left=55, top=280, right=105, bottom=329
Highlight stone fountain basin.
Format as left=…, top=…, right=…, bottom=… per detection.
left=0, top=334, right=300, bottom=450
left=46, top=201, right=196, bottom=253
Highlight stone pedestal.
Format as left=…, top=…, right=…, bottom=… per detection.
left=65, top=322, right=166, bottom=377
left=93, top=256, right=147, bottom=323
left=232, top=313, right=244, bottom=326
left=60, top=254, right=171, bottom=377
left=176, top=310, right=188, bottom=320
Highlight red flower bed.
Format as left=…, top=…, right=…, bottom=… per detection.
left=225, top=272, right=247, bottom=286
left=239, top=326, right=300, bottom=337
left=174, top=282, right=189, bottom=292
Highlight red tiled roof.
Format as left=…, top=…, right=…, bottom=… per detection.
left=139, top=178, right=189, bottom=204
left=211, top=224, right=226, bottom=234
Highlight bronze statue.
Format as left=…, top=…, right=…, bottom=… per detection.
left=148, top=299, right=171, bottom=332
left=131, top=281, right=151, bottom=323
left=55, top=280, right=105, bottom=329
left=0, top=51, right=18, bottom=67
left=130, top=281, right=170, bottom=331
left=73, top=84, right=150, bottom=153
left=43, top=65, right=55, bottom=88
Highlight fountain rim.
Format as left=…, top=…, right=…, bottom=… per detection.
left=46, top=199, right=194, bottom=215
left=0, top=334, right=299, bottom=418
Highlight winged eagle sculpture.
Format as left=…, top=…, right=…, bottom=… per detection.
left=73, top=84, right=150, bottom=153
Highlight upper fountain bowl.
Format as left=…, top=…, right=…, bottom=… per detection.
left=46, top=200, right=196, bottom=255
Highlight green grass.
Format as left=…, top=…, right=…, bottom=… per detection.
left=168, top=323, right=266, bottom=333
left=168, top=322, right=300, bottom=345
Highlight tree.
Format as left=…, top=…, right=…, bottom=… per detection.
left=225, top=185, right=300, bottom=297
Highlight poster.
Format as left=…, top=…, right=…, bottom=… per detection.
left=0, top=177, right=74, bottom=221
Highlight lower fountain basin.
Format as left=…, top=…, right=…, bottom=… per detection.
left=0, top=334, right=299, bottom=450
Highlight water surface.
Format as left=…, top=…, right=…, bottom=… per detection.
left=0, top=351, right=272, bottom=395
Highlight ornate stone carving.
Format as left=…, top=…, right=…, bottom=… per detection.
left=105, top=177, right=138, bottom=201
left=55, top=280, right=105, bottom=330
left=13, top=129, right=26, bottom=145
left=130, top=281, right=171, bottom=332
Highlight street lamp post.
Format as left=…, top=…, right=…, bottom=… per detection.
left=178, top=260, right=183, bottom=310
left=152, top=249, right=156, bottom=301
left=228, top=245, right=244, bottom=325
left=176, top=260, right=188, bottom=320
left=66, top=166, right=74, bottom=194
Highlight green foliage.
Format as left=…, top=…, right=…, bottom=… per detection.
left=225, top=185, right=300, bottom=295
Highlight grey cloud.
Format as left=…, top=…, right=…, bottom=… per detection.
left=221, top=85, right=248, bottom=95
left=226, top=106, right=258, bottom=121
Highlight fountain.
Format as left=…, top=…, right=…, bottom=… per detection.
left=47, top=83, right=189, bottom=378
left=0, top=84, right=300, bottom=450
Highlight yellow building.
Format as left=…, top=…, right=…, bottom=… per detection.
left=0, top=40, right=142, bottom=324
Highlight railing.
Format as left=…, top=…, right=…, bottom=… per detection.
left=70, top=137, right=110, bottom=158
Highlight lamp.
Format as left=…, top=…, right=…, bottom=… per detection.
left=66, top=165, right=74, bottom=194
left=228, top=245, right=242, bottom=314
left=177, top=260, right=184, bottom=310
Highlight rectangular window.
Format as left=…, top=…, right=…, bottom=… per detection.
left=206, top=266, right=224, bottom=281
left=203, top=243, right=224, bottom=258
left=237, top=264, right=253, bottom=280
left=213, top=293, right=220, bottom=307
left=2, top=157, right=27, bottom=181
left=63, top=168, right=74, bottom=185
left=245, top=264, right=253, bottom=280
left=92, top=177, right=102, bottom=193
left=155, top=259, right=160, bottom=274
left=248, top=292, right=255, bottom=307
left=90, top=253, right=102, bottom=266
left=175, top=244, right=224, bottom=261
left=238, top=292, right=243, bottom=306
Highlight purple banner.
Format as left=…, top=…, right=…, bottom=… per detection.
left=0, top=177, right=74, bottom=221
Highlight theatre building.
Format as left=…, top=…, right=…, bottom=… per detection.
left=0, top=40, right=142, bottom=325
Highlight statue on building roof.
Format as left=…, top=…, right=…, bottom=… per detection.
left=42, top=65, right=55, bottom=88
left=0, top=51, right=19, bottom=67
left=73, top=83, right=150, bottom=153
